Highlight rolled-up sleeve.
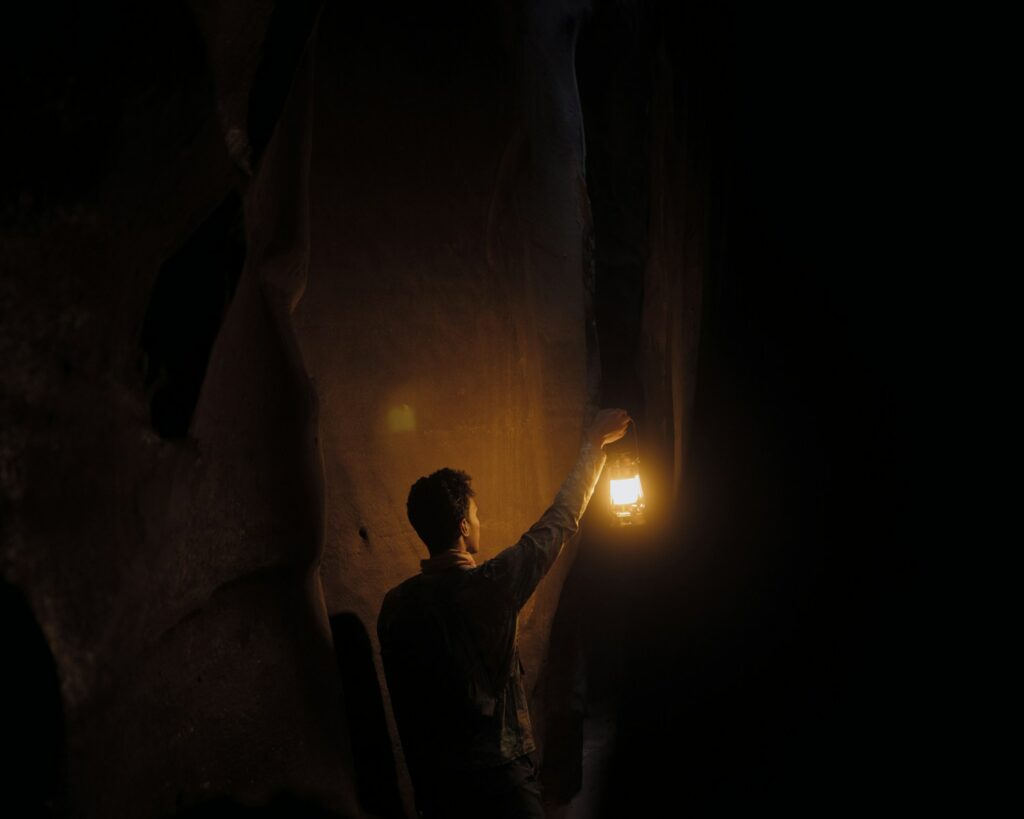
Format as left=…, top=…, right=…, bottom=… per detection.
left=480, top=439, right=607, bottom=610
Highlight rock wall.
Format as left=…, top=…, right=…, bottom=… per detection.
left=2, top=1, right=601, bottom=816
left=1, top=2, right=360, bottom=816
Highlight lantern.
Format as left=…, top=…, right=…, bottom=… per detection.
left=609, top=452, right=646, bottom=526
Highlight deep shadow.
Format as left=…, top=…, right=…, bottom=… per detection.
left=586, top=0, right=924, bottom=814
left=1, top=0, right=212, bottom=229
left=247, top=0, right=324, bottom=168
left=0, top=580, right=67, bottom=816
left=329, top=612, right=405, bottom=819
left=577, top=0, right=654, bottom=412
left=140, top=190, right=245, bottom=439
left=537, top=542, right=589, bottom=806
left=173, top=792, right=342, bottom=818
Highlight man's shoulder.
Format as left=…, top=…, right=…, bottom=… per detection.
left=378, top=572, right=450, bottom=628
left=379, top=566, right=501, bottom=628
left=378, top=575, right=410, bottom=630
left=381, top=568, right=474, bottom=610
left=380, top=574, right=424, bottom=615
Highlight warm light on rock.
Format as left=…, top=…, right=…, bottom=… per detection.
left=387, top=403, right=417, bottom=433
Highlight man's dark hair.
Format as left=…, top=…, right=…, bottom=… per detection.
left=407, top=468, right=475, bottom=555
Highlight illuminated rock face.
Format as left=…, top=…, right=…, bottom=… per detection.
left=296, top=3, right=597, bottom=808
left=1, top=1, right=599, bottom=816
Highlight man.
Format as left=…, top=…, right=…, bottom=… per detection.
left=377, top=408, right=631, bottom=818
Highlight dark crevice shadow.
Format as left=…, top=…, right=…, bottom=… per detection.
left=247, top=0, right=324, bottom=168
left=329, top=612, right=405, bottom=819
left=172, top=792, right=342, bottom=818
left=0, top=580, right=67, bottom=816
left=140, top=189, right=245, bottom=439
left=538, top=543, right=589, bottom=806
left=576, top=1, right=654, bottom=413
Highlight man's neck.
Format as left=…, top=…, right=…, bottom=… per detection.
left=420, top=548, right=477, bottom=574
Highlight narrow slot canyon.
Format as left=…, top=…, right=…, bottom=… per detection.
left=2, top=2, right=927, bottom=817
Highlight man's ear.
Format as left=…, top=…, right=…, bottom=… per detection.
left=459, top=518, right=470, bottom=537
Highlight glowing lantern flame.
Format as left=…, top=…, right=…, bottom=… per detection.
left=610, top=475, right=643, bottom=506
left=608, top=453, right=646, bottom=525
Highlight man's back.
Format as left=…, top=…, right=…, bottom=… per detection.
left=378, top=562, right=532, bottom=776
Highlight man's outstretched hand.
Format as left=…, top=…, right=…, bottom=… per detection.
left=588, top=408, right=632, bottom=449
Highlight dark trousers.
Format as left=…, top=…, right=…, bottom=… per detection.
left=416, top=755, right=544, bottom=819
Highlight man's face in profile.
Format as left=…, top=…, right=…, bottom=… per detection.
left=463, top=497, right=481, bottom=554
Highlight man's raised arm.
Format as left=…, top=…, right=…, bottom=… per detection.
left=481, top=409, right=631, bottom=609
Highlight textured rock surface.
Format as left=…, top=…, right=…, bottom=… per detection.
left=1, top=3, right=361, bottom=816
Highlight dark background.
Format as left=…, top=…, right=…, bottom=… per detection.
left=571, top=0, right=927, bottom=813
